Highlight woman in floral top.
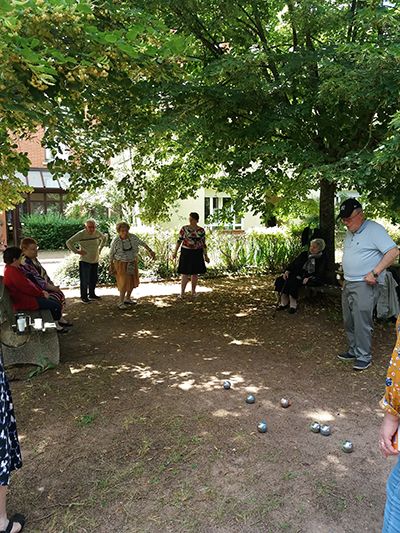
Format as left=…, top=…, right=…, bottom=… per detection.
left=380, top=314, right=400, bottom=531
left=172, top=212, right=209, bottom=298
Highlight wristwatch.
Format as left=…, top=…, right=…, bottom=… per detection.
left=372, top=269, right=379, bottom=279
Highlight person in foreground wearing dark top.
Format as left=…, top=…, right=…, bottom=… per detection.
left=274, top=238, right=327, bottom=314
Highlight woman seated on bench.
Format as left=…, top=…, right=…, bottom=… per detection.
left=2, top=246, right=62, bottom=324
left=274, top=238, right=327, bottom=314
left=20, top=238, right=72, bottom=331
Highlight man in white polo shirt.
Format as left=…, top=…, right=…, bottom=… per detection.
left=338, top=199, right=399, bottom=370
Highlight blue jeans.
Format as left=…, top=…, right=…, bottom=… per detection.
left=383, top=458, right=400, bottom=532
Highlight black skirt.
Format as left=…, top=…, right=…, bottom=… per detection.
left=0, top=361, right=22, bottom=485
left=178, top=248, right=207, bottom=275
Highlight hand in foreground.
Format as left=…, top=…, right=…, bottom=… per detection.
left=172, top=252, right=177, bottom=260
left=379, top=412, right=400, bottom=458
left=42, top=290, right=50, bottom=299
left=303, top=277, right=309, bottom=285
left=204, top=254, right=210, bottom=263
left=283, top=271, right=289, bottom=280
left=364, top=271, right=377, bottom=285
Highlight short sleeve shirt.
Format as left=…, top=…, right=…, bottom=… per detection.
left=110, top=233, right=146, bottom=261
left=342, top=220, right=397, bottom=283
left=178, top=225, right=206, bottom=250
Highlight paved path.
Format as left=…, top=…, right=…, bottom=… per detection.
left=0, top=250, right=69, bottom=279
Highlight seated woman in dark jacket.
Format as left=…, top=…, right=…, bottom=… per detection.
left=274, top=238, right=327, bottom=314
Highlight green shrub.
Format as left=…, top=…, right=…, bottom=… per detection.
left=21, top=213, right=111, bottom=250
left=210, top=230, right=302, bottom=274
left=54, top=228, right=303, bottom=286
left=54, top=248, right=114, bottom=287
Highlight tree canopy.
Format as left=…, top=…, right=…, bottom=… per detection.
left=2, top=0, right=400, bottom=244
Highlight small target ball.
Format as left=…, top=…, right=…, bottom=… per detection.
left=246, top=394, right=256, bottom=404
left=223, top=380, right=231, bottom=390
left=280, top=398, right=291, bottom=408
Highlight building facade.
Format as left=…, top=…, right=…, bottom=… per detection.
left=2, top=129, right=69, bottom=245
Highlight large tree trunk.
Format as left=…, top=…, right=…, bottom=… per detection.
left=319, top=178, right=336, bottom=284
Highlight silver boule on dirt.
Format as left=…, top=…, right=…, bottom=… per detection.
left=320, top=424, right=332, bottom=436
left=310, top=422, right=321, bottom=433
left=246, top=394, right=256, bottom=404
left=280, top=398, right=291, bottom=408
left=341, top=440, right=354, bottom=453
left=257, top=420, right=268, bottom=433
left=223, top=380, right=231, bottom=390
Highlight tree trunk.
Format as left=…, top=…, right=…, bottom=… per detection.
left=319, top=178, right=336, bottom=284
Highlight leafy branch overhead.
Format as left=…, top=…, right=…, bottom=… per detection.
left=1, top=0, right=400, bottom=221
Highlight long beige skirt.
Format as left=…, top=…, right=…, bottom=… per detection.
left=113, top=259, right=139, bottom=292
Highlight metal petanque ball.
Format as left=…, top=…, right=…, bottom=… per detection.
left=257, top=420, right=268, bottom=433
left=342, top=440, right=354, bottom=453
left=280, top=398, right=291, bottom=408
left=310, top=422, right=321, bottom=433
left=246, top=394, right=256, bottom=404
left=320, top=424, right=332, bottom=437
left=223, top=380, right=231, bottom=390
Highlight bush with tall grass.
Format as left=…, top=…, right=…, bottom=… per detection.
left=54, top=227, right=303, bottom=287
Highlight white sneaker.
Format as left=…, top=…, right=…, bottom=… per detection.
left=117, top=303, right=129, bottom=310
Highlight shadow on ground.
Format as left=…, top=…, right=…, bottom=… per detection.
left=8, top=277, right=396, bottom=532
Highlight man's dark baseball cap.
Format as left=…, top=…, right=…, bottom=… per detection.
left=337, top=198, right=362, bottom=219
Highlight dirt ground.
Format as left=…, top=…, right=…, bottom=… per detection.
left=5, top=277, right=398, bottom=533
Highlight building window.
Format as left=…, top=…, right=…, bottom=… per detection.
left=204, top=196, right=242, bottom=229
left=26, top=192, right=64, bottom=215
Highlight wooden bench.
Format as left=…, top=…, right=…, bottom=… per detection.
left=0, top=276, right=59, bottom=368
left=301, top=283, right=342, bottom=302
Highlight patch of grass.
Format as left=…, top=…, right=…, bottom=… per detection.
left=315, top=479, right=348, bottom=514
left=138, top=437, right=152, bottom=458
left=95, top=462, right=145, bottom=495
left=282, top=470, right=300, bottom=481
left=122, top=414, right=148, bottom=430
left=76, top=413, right=96, bottom=427
left=170, top=483, right=195, bottom=507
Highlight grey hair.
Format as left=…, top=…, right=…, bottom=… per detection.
left=85, top=219, right=96, bottom=226
left=310, top=238, right=326, bottom=252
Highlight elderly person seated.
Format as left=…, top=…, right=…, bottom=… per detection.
left=20, top=237, right=72, bottom=332
left=109, top=222, right=156, bottom=310
left=274, top=238, right=327, bottom=314
left=3, top=247, right=62, bottom=323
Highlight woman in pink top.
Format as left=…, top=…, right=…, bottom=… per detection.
left=172, top=212, right=210, bottom=298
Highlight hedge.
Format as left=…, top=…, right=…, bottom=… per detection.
left=21, top=213, right=110, bottom=250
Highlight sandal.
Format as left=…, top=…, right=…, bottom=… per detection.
left=2, top=513, right=25, bottom=533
